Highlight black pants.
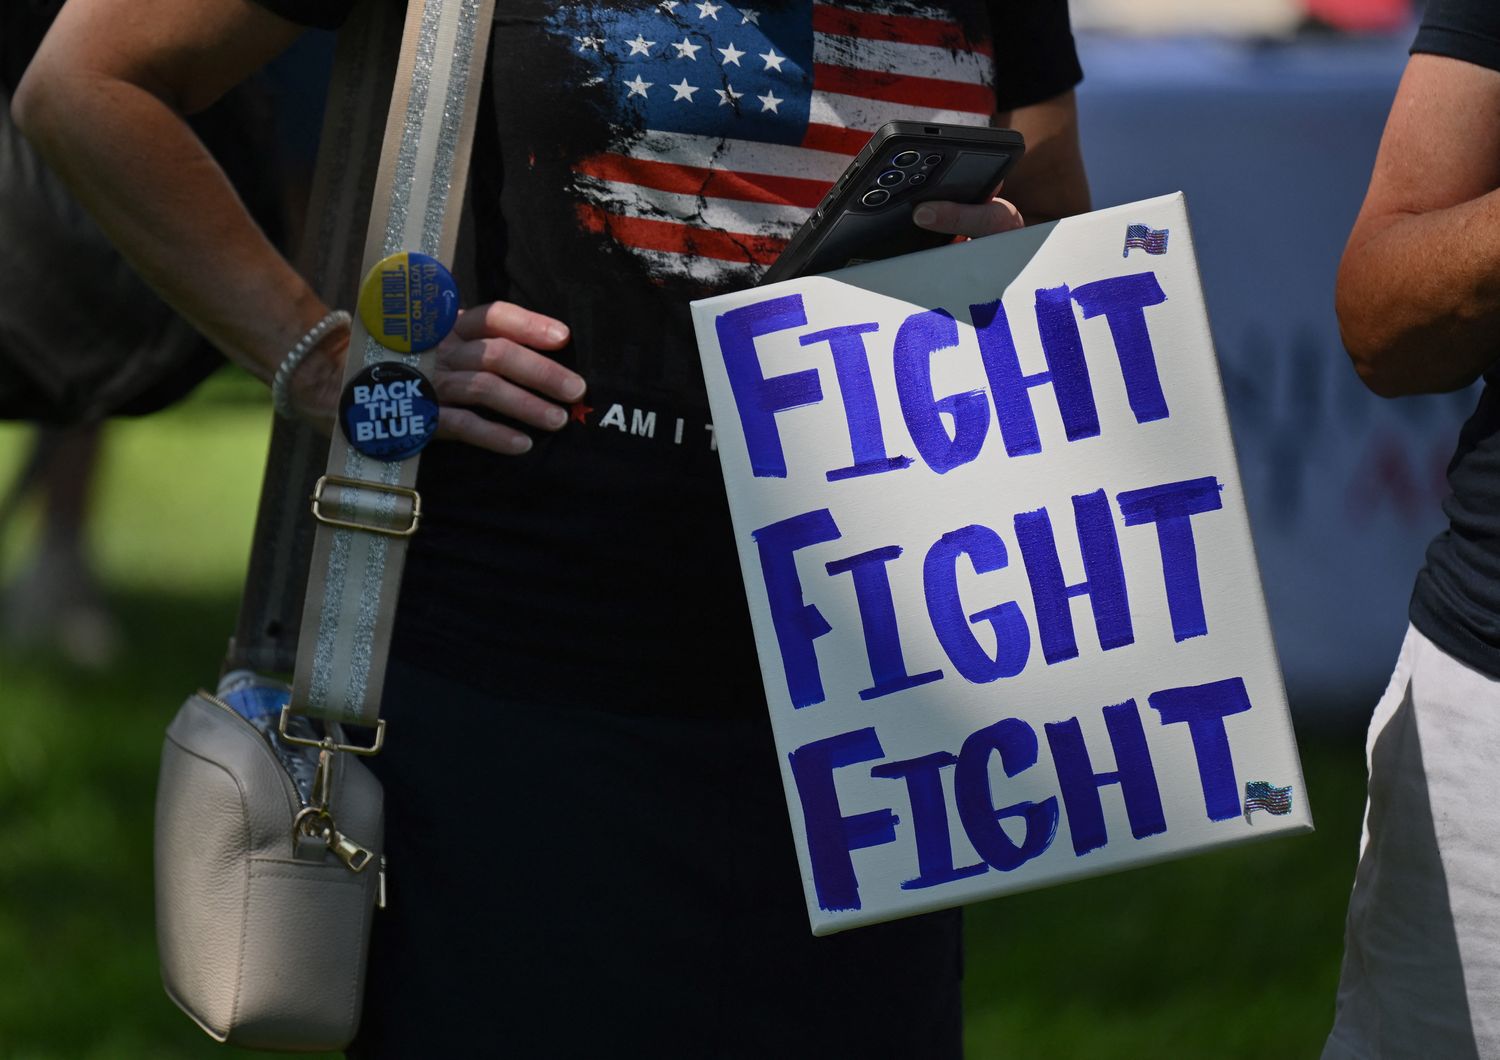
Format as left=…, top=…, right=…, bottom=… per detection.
left=348, top=657, right=963, bottom=1058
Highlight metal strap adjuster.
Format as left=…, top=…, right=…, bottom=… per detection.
left=278, top=704, right=387, bottom=756
left=311, top=474, right=421, bottom=537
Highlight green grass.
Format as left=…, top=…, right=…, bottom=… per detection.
left=0, top=377, right=1368, bottom=1057
left=962, top=740, right=1362, bottom=1058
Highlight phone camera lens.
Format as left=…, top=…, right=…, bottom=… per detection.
left=909, top=173, right=928, bottom=187
left=892, top=150, right=921, bottom=168
left=861, top=188, right=891, bottom=207
left=923, top=153, right=943, bottom=167
left=876, top=170, right=905, bottom=188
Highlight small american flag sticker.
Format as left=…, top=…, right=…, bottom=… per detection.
left=1123, top=223, right=1169, bottom=257
left=1243, top=780, right=1293, bottom=822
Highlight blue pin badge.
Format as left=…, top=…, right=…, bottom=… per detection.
left=357, top=251, right=460, bottom=353
left=339, top=361, right=440, bottom=461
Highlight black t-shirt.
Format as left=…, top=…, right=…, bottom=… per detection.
left=258, top=0, right=1082, bottom=715
left=1406, top=1, right=1500, bottom=679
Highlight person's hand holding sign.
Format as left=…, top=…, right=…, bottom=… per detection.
left=282, top=300, right=584, bottom=456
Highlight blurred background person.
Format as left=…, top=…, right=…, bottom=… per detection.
left=0, top=427, right=118, bottom=668
left=0, top=0, right=297, bottom=668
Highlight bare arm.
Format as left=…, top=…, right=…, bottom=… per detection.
left=12, top=0, right=581, bottom=453
left=1337, top=53, right=1500, bottom=397
left=13, top=0, right=323, bottom=382
left=996, top=89, right=1090, bottom=223
left=913, top=89, right=1090, bottom=237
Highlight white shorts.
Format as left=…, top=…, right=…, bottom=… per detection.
left=1324, top=625, right=1500, bottom=1059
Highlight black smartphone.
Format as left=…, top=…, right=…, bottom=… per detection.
left=758, top=122, right=1025, bottom=286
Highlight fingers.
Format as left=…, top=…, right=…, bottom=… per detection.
left=436, top=406, right=537, bottom=455
left=452, top=300, right=570, bottom=348
left=433, top=369, right=571, bottom=434
left=430, top=300, right=586, bottom=456
left=912, top=197, right=1025, bottom=238
left=440, top=336, right=585, bottom=403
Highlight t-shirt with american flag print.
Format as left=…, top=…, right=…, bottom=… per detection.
left=474, top=0, right=1079, bottom=310
left=558, top=1, right=1008, bottom=286
left=252, top=0, right=1081, bottom=715
left=398, top=0, right=1083, bottom=716
left=458, top=0, right=1072, bottom=416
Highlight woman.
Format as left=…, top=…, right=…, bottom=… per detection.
left=15, top=0, right=1088, bottom=1052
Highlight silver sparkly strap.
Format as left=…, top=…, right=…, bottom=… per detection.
left=291, top=0, right=494, bottom=726
left=225, top=0, right=400, bottom=678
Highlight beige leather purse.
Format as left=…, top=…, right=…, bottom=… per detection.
left=155, top=687, right=384, bottom=1048
left=152, top=0, right=493, bottom=1048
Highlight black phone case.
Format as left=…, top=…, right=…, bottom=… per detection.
left=758, top=122, right=1025, bottom=286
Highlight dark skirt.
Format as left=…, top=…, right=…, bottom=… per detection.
left=347, top=656, right=963, bottom=1058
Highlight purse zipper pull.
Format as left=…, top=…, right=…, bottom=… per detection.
left=378, top=855, right=388, bottom=909
left=329, top=828, right=375, bottom=873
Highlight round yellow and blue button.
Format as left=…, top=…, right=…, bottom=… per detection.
left=357, top=251, right=460, bottom=354
left=339, top=362, right=440, bottom=461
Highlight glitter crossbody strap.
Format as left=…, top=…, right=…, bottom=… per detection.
left=288, top=0, right=495, bottom=733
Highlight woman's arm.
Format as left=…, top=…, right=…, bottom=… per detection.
left=1336, top=53, right=1500, bottom=398
left=996, top=89, right=1090, bottom=223
left=13, top=0, right=581, bottom=453
left=14, top=0, right=325, bottom=382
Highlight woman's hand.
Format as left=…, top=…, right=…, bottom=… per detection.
left=429, top=302, right=585, bottom=455
left=910, top=196, right=1025, bottom=239
left=286, top=300, right=585, bottom=456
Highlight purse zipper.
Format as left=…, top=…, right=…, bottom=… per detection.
left=198, top=689, right=303, bottom=815
left=196, top=690, right=377, bottom=876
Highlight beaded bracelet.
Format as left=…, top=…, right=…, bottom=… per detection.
left=271, top=310, right=352, bottom=420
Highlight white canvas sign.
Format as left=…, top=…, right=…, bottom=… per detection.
left=691, top=193, right=1313, bottom=935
